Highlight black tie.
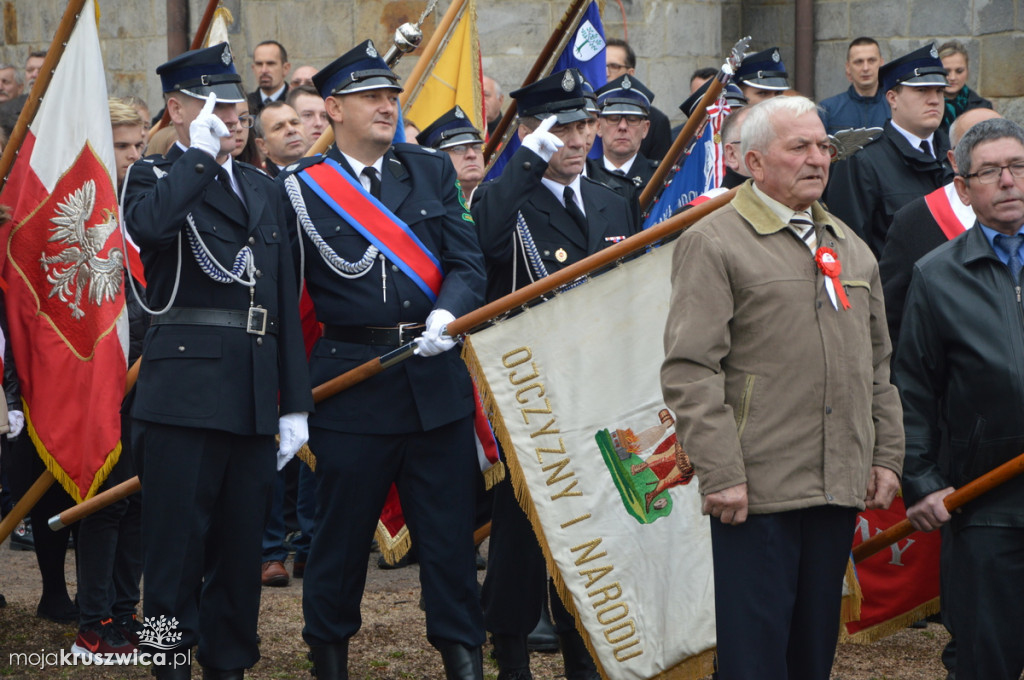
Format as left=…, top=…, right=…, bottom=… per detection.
left=217, top=169, right=246, bottom=213
left=613, top=169, right=627, bottom=177
left=563, top=186, right=588, bottom=237
left=920, top=140, right=932, bottom=158
left=362, top=167, right=382, bottom=200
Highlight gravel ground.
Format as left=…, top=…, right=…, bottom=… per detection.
left=0, top=537, right=952, bottom=679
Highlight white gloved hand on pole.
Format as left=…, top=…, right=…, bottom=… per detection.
left=520, top=115, right=564, bottom=163
left=413, top=309, right=457, bottom=357
left=189, top=92, right=231, bottom=158
left=277, top=412, right=309, bottom=470
left=7, top=410, right=24, bottom=439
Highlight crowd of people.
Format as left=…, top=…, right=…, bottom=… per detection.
left=0, top=26, right=1020, bottom=680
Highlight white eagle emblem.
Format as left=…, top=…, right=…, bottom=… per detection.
left=39, top=179, right=124, bottom=319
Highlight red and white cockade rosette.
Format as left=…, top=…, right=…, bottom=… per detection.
left=815, top=246, right=851, bottom=310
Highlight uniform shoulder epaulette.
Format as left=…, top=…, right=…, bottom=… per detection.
left=140, top=153, right=171, bottom=165
left=392, top=142, right=442, bottom=159
left=276, top=154, right=323, bottom=178
left=580, top=174, right=623, bottom=195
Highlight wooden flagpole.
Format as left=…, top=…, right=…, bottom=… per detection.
left=0, top=0, right=94, bottom=545
left=481, top=0, right=589, bottom=165
left=50, top=186, right=740, bottom=529
left=852, top=451, right=1024, bottom=563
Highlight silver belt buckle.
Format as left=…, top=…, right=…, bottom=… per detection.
left=397, top=322, right=416, bottom=344
left=247, top=307, right=268, bottom=336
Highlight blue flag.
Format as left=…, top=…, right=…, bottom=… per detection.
left=486, top=0, right=606, bottom=181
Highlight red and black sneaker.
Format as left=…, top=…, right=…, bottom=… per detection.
left=71, top=618, right=136, bottom=663
left=116, top=612, right=144, bottom=646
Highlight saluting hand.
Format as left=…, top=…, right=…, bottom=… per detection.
left=189, top=92, right=231, bottom=159
left=521, top=115, right=564, bottom=163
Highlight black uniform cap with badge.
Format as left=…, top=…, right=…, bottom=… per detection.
left=596, top=74, right=653, bottom=118
left=878, top=43, right=948, bottom=94
left=312, top=39, right=404, bottom=99
left=679, top=79, right=748, bottom=119
left=416, top=106, right=484, bottom=150
left=156, top=42, right=246, bottom=103
left=511, top=68, right=592, bottom=125
left=733, top=47, right=789, bottom=92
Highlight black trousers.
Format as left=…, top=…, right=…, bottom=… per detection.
left=302, top=417, right=485, bottom=649
left=135, top=421, right=274, bottom=671
left=481, top=473, right=579, bottom=636
left=710, top=505, right=857, bottom=680
left=948, top=525, right=1024, bottom=680
left=77, top=412, right=142, bottom=626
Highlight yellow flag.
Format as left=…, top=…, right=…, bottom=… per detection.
left=404, top=0, right=483, bottom=133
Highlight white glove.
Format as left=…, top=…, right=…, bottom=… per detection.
left=521, top=115, right=564, bottom=163
left=414, top=309, right=457, bottom=357
left=276, top=412, right=309, bottom=471
left=189, top=92, right=231, bottom=158
left=7, top=410, right=24, bottom=439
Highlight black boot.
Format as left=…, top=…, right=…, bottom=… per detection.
left=152, top=661, right=192, bottom=680
left=491, top=634, right=533, bottom=680
left=309, top=642, right=349, bottom=680
left=202, top=669, right=244, bottom=680
left=527, top=604, right=559, bottom=652
left=439, top=643, right=483, bottom=680
left=559, top=630, right=600, bottom=680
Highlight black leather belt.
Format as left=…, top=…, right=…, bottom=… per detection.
left=151, top=307, right=279, bottom=336
left=323, top=323, right=424, bottom=346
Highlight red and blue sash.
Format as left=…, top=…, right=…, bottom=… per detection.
left=299, top=158, right=444, bottom=302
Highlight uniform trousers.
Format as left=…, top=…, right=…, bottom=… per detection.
left=481, top=474, right=577, bottom=634
left=135, top=421, right=275, bottom=670
left=710, top=505, right=857, bottom=680
left=948, top=525, right=1024, bottom=680
left=302, top=416, right=485, bottom=649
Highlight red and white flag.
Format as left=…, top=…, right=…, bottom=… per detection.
left=0, top=0, right=128, bottom=502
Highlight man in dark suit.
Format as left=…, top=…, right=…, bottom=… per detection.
left=586, top=74, right=659, bottom=220
left=471, top=69, right=636, bottom=680
left=247, top=40, right=291, bottom=115
left=277, top=40, right=487, bottom=680
left=122, top=43, right=313, bottom=680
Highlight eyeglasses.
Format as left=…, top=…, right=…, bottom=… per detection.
left=606, top=62, right=628, bottom=74
left=603, top=114, right=646, bottom=127
left=235, top=114, right=255, bottom=130
left=962, top=161, right=1024, bottom=184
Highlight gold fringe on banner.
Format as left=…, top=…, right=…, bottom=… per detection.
left=839, top=557, right=863, bottom=626
left=462, top=337, right=717, bottom=680
left=840, top=596, right=941, bottom=645
left=376, top=521, right=413, bottom=565
left=482, top=460, right=506, bottom=489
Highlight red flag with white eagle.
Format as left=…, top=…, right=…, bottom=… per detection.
left=0, top=0, right=127, bottom=502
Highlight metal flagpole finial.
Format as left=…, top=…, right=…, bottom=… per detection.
left=382, top=0, right=437, bottom=65
left=723, top=36, right=752, bottom=77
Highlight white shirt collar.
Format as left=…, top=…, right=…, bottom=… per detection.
left=541, top=174, right=585, bottom=216
left=262, top=83, right=286, bottom=103
left=603, top=153, right=637, bottom=175
left=341, top=152, right=384, bottom=191
left=751, top=182, right=809, bottom=225
left=890, top=119, right=936, bottom=155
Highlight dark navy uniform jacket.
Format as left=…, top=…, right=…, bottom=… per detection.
left=472, top=145, right=638, bottom=301
left=279, top=144, right=485, bottom=435
left=123, top=145, right=313, bottom=436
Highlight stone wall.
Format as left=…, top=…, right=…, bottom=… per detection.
left=0, top=0, right=1020, bottom=126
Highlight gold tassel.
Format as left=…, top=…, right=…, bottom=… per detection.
left=376, top=521, right=412, bottom=565
left=840, top=597, right=941, bottom=645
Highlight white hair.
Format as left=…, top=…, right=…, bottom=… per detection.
left=740, top=95, right=822, bottom=159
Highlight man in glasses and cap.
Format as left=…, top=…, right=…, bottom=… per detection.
left=470, top=68, right=636, bottom=680
left=121, top=43, right=313, bottom=680
left=826, top=44, right=955, bottom=257
left=417, top=105, right=486, bottom=203
left=277, top=40, right=487, bottom=680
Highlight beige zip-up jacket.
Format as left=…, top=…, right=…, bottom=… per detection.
left=661, top=181, right=904, bottom=514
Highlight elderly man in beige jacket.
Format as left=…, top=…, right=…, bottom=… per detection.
left=661, top=95, right=904, bottom=680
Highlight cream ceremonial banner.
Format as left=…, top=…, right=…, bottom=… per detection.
left=464, top=243, right=716, bottom=680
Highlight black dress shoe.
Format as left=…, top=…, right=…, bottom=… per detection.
left=153, top=663, right=192, bottom=680
left=491, top=635, right=532, bottom=680
left=439, top=643, right=483, bottom=680
left=527, top=607, right=559, bottom=653
left=309, top=642, right=349, bottom=680
left=203, top=668, right=244, bottom=679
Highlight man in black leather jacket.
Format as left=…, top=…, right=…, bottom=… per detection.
left=894, top=118, right=1024, bottom=680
